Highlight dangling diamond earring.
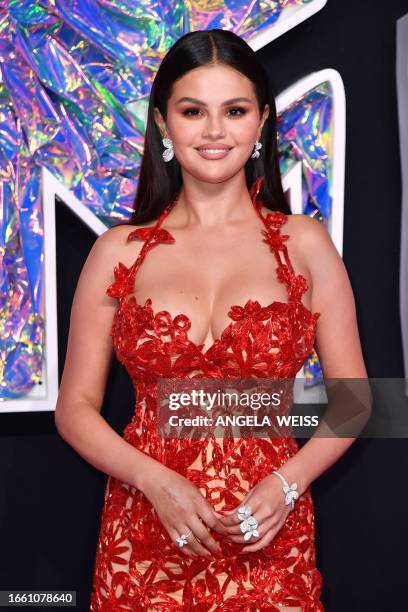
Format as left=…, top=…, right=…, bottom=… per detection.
left=162, top=137, right=174, bottom=162
left=251, top=140, right=262, bottom=159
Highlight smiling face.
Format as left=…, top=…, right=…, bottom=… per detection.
left=154, top=63, right=269, bottom=184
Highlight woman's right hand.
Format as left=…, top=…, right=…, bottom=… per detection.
left=140, top=463, right=227, bottom=558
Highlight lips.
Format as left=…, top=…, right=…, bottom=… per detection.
left=194, top=147, right=233, bottom=160
left=195, top=145, right=233, bottom=151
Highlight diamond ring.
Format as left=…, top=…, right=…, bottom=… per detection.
left=175, top=529, right=193, bottom=548
left=240, top=515, right=260, bottom=541
left=237, top=505, right=252, bottom=520
left=237, top=505, right=260, bottom=540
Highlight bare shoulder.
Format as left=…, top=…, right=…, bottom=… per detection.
left=283, top=213, right=336, bottom=265
left=285, top=213, right=352, bottom=310
left=74, top=222, right=152, bottom=306
left=284, top=212, right=329, bottom=240
left=90, top=223, right=147, bottom=271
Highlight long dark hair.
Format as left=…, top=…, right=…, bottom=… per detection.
left=127, top=28, right=290, bottom=225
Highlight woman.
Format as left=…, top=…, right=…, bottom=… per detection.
left=55, top=29, right=368, bottom=610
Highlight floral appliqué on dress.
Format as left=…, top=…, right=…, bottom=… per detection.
left=90, top=176, right=324, bottom=611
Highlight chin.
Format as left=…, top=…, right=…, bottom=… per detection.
left=187, top=168, right=242, bottom=185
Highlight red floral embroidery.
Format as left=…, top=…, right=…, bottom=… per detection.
left=228, top=298, right=272, bottom=322
left=261, top=227, right=289, bottom=252
left=276, top=263, right=293, bottom=286
left=92, top=182, right=324, bottom=611
left=106, top=262, right=133, bottom=300
left=265, top=210, right=287, bottom=228
left=127, top=227, right=175, bottom=244
left=153, top=310, right=173, bottom=337
left=290, top=273, right=309, bottom=299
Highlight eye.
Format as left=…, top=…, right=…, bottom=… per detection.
left=181, top=107, right=248, bottom=117
left=182, top=108, right=201, bottom=117
left=228, top=107, right=247, bottom=117
left=182, top=108, right=200, bottom=117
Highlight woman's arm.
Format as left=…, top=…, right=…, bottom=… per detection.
left=54, top=225, right=162, bottom=493
left=277, top=215, right=371, bottom=495
left=55, top=227, right=227, bottom=557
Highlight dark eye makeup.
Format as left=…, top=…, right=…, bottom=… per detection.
left=181, top=107, right=247, bottom=117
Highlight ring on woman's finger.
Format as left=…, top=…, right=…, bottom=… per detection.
left=237, top=505, right=252, bottom=521
left=239, top=514, right=260, bottom=541
left=175, top=528, right=193, bottom=548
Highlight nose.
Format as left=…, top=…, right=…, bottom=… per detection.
left=202, top=113, right=226, bottom=139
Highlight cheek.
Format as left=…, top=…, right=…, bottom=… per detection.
left=168, top=116, right=196, bottom=145
left=233, top=117, right=259, bottom=143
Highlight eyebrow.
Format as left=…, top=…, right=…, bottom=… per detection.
left=175, top=96, right=253, bottom=106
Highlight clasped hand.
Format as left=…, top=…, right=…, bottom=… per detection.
left=213, top=473, right=292, bottom=553
left=142, top=464, right=292, bottom=558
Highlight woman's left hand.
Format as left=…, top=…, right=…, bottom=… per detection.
left=215, top=473, right=293, bottom=553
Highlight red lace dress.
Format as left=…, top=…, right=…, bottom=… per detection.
left=90, top=177, right=324, bottom=611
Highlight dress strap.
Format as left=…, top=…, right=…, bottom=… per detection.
left=125, top=192, right=179, bottom=284
left=107, top=178, right=308, bottom=305
left=249, top=175, right=295, bottom=275
left=249, top=176, right=309, bottom=304
left=106, top=193, right=179, bottom=302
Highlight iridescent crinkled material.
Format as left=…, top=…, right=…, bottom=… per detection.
left=0, top=0, right=328, bottom=396
left=90, top=176, right=324, bottom=610
left=277, top=82, right=333, bottom=384
left=278, top=83, right=332, bottom=223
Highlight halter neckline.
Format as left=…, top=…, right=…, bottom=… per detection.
left=127, top=175, right=284, bottom=250
left=105, top=175, right=320, bottom=356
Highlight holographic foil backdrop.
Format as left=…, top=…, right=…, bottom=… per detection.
left=0, top=0, right=329, bottom=400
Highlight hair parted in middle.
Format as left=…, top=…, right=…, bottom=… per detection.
left=126, top=28, right=290, bottom=225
